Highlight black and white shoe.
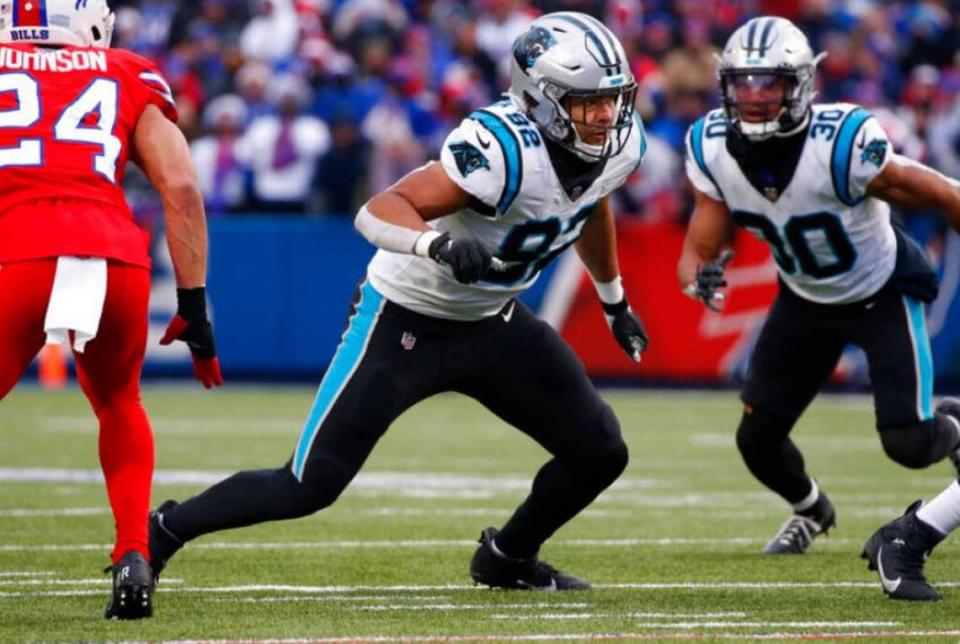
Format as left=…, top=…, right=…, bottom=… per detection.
left=936, top=397, right=960, bottom=476
left=763, top=494, right=836, bottom=554
left=149, top=500, right=183, bottom=583
left=862, top=500, right=944, bottom=601
left=104, top=550, right=153, bottom=620
left=469, top=527, right=590, bottom=591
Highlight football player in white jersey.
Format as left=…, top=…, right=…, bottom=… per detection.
left=678, top=16, right=960, bottom=561
left=148, top=12, right=649, bottom=591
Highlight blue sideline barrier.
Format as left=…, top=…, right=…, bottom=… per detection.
left=136, top=216, right=958, bottom=386
left=173, top=216, right=558, bottom=380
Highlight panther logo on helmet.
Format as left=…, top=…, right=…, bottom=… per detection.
left=512, top=25, right=556, bottom=72
left=509, top=11, right=637, bottom=162
left=0, top=0, right=114, bottom=48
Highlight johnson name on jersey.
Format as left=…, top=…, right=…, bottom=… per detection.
left=685, top=103, right=895, bottom=304
left=0, top=42, right=177, bottom=267
left=368, top=97, right=647, bottom=320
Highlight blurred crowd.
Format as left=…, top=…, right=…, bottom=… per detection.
left=116, top=0, right=960, bottom=248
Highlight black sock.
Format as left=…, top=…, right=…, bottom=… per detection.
left=736, top=406, right=812, bottom=503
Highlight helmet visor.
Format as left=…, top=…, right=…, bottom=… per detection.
left=560, top=83, right=637, bottom=159
left=721, top=72, right=793, bottom=124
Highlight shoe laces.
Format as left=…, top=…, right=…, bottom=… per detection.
left=772, top=514, right=821, bottom=550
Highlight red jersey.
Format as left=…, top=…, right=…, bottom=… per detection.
left=0, top=43, right=178, bottom=268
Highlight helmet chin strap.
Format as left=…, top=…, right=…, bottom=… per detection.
left=773, top=109, right=811, bottom=138
left=737, top=106, right=811, bottom=141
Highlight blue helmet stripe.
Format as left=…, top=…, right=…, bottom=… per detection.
left=745, top=19, right=758, bottom=56
left=554, top=14, right=614, bottom=76
left=758, top=18, right=775, bottom=57
left=472, top=109, right=523, bottom=214
left=580, top=13, right=622, bottom=76
left=831, top=107, right=872, bottom=206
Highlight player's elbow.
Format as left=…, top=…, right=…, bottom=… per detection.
left=163, top=177, right=204, bottom=216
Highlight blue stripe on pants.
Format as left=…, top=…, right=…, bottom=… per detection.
left=291, top=280, right=384, bottom=480
left=904, top=296, right=934, bottom=421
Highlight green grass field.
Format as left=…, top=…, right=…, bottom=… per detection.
left=1, top=385, right=958, bottom=641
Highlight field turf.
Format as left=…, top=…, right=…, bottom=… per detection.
left=1, top=386, right=958, bottom=641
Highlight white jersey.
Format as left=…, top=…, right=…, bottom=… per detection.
left=367, top=98, right=646, bottom=320
left=685, top=103, right=895, bottom=304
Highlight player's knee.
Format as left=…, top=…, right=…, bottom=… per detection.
left=583, top=407, right=629, bottom=483
left=880, top=423, right=940, bottom=469
left=561, top=404, right=627, bottom=484
left=598, top=439, right=629, bottom=482
left=736, top=405, right=795, bottom=462
left=295, top=456, right=355, bottom=511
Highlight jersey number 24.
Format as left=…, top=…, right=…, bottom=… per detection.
left=0, top=72, right=121, bottom=181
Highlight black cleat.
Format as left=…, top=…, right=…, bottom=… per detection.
left=149, top=500, right=183, bottom=583
left=763, top=493, right=836, bottom=554
left=104, top=550, right=153, bottom=620
left=862, top=500, right=945, bottom=601
left=468, top=527, right=590, bottom=591
left=936, top=397, right=960, bottom=476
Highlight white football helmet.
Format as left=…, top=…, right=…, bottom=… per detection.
left=0, top=0, right=115, bottom=48
left=717, top=16, right=825, bottom=140
left=509, top=11, right=637, bottom=162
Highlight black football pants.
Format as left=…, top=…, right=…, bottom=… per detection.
left=163, top=279, right=627, bottom=558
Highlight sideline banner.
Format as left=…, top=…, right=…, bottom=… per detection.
left=554, top=219, right=778, bottom=381
left=96, top=217, right=958, bottom=386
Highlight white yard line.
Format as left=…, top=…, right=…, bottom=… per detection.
left=355, top=603, right=590, bottom=612
left=0, top=507, right=107, bottom=517
left=3, top=581, right=958, bottom=596
left=490, top=612, right=749, bottom=621
left=0, top=503, right=912, bottom=520
left=158, top=631, right=960, bottom=643
left=0, top=468, right=665, bottom=491
left=0, top=571, right=54, bottom=577
left=0, top=537, right=840, bottom=552
left=208, top=595, right=455, bottom=603
left=633, top=621, right=900, bottom=629
left=0, top=578, right=110, bottom=586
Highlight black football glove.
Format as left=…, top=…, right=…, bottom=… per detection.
left=160, top=287, right=223, bottom=389
left=602, top=299, right=649, bottom=363
left=428, top=231, right=493, bottom=284
left=693, top=249, right=735, bottom=312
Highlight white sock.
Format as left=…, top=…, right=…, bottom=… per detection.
left=916, top=480, right=960, bottom=535
left=792, top=478, right=819, bottom=513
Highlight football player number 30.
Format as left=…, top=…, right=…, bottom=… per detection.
left=0, top=72, right=121, bottom=181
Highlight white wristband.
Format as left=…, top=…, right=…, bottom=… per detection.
left=355, top=204, right=429, bottom=255
left=414, top=230, right=444, bottom=258
left=592, top=275, right=625, bottom=305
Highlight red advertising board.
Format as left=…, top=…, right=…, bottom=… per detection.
left=557, top=219, right=779, bottom=380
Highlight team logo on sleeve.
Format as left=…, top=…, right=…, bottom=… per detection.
left=860, top=138, right=888, bottom=168
left=449, top=141, right=490, bottom=178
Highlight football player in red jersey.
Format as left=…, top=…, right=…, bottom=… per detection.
left=0, top=0, right=222, bottom=619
